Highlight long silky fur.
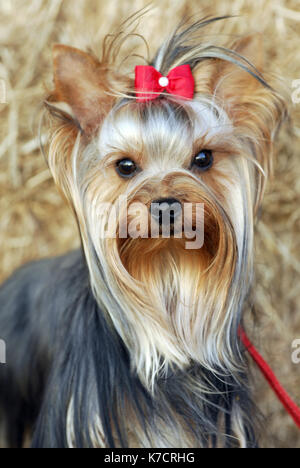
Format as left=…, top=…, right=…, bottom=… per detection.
left=0, top=250, right=257, bottom=448
left=0, top=14, right=287, bottom=448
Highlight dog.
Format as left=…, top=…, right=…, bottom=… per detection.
left=0, top=15, right=287, bottom=448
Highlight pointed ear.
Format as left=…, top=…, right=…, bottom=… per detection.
left=213, top=34, right=266, bottom=120
left=48, top=45, right=114, bottom=136
left=210, top=33, right=287, bottom=206
left=232, top=33, right=264, bottom=71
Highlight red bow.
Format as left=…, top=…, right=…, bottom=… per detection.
left=135, top=65, right=195, bottom=102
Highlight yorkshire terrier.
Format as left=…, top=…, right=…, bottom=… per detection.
left=0, top=15, right=287, bottom=448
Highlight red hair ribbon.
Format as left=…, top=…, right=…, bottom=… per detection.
left=239, top=327, right=300, bottom=429
left=135, top=64, right=195, bottom=102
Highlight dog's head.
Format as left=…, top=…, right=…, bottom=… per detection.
left=44, top=17, right=286, bottom=388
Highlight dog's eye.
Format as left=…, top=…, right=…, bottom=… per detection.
left=193, top=150, right=213, bottom=171
left=116, top=158, right=138, bottom=178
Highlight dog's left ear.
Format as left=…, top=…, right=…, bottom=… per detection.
left=47, top=45, right=115, bottom=136
left=194, top=34, right=287, bottom=134
left=227, top=33, right=264, bottom=73
left=213, top=34, right=267, bottom=122
left=201, top=33, right=287, bottom=206
left=213, top=33, right=287, bottom=130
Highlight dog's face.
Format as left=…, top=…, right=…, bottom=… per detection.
left=45, top=28, right=286, bottom=388
left=96, top=97, right=237, bottom=263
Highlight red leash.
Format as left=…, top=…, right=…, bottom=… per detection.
left=239, top=328, right=300, bottom=429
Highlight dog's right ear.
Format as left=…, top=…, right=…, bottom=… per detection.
left=46, top=45, right=115, bottom=137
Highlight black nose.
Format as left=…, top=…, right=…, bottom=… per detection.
left=150, top=198, right=182, bottom=225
